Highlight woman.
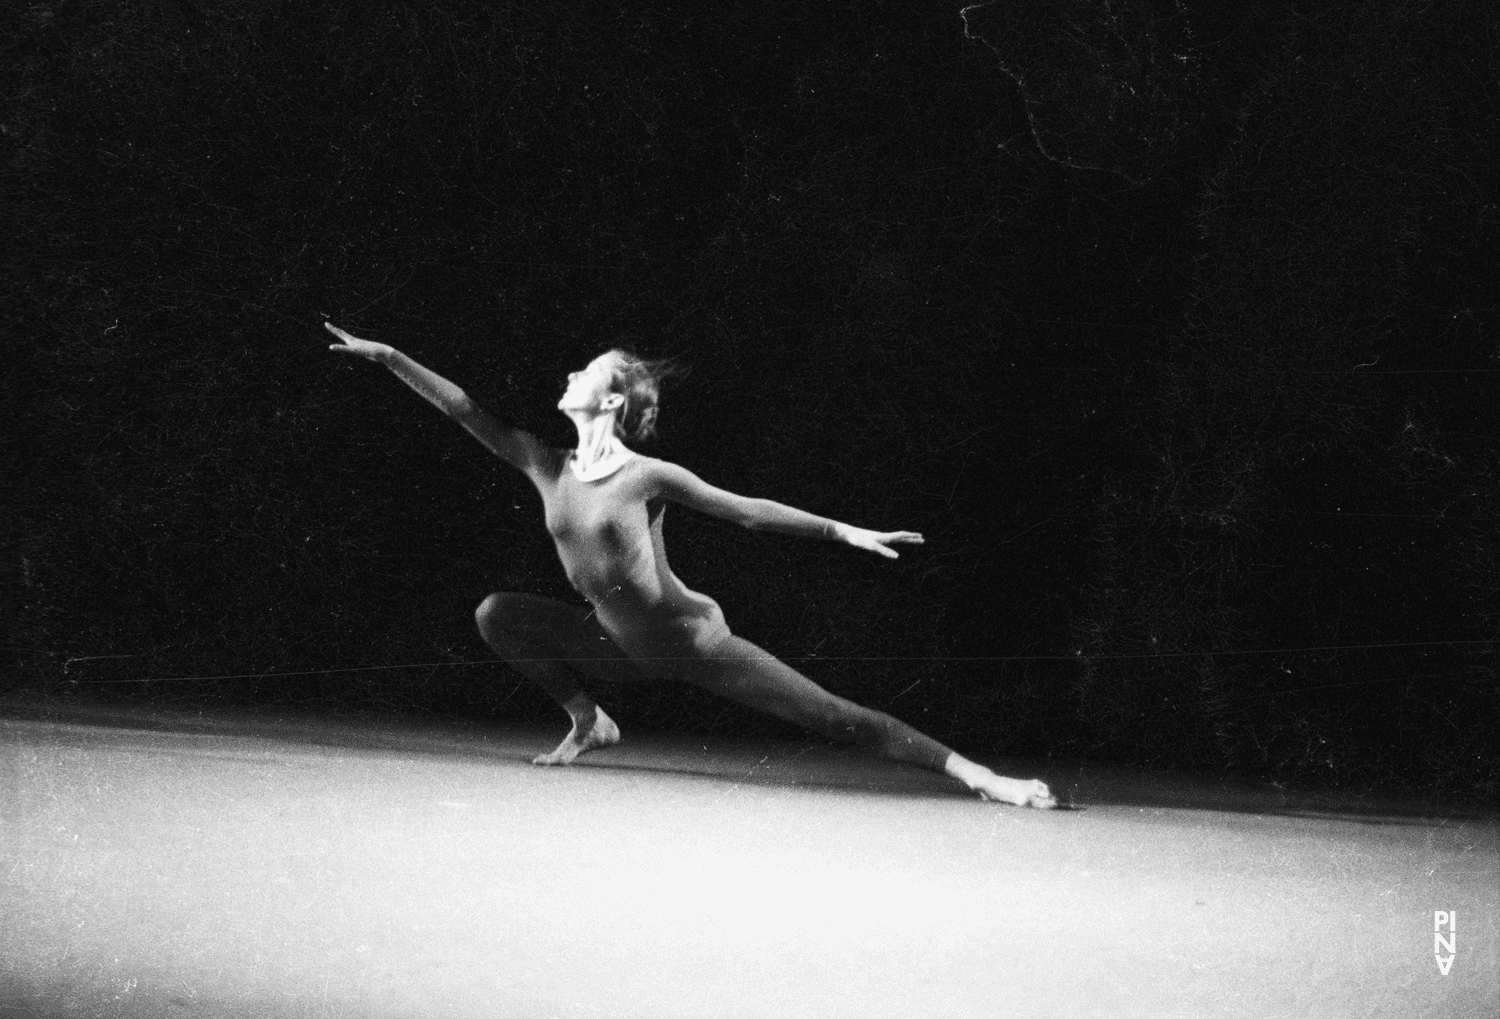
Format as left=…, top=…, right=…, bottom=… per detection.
left=326, top=321, right=1054, bottom=807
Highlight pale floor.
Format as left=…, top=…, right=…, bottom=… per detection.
left=1, top=708, right=1495, bottom=1019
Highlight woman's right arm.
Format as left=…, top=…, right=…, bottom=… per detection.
left=326, top=322, right=551, bottom=480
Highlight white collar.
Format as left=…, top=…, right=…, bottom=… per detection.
left=569, top=448, right=635, bottom=481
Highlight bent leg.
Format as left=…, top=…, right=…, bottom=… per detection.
left=683, top=634, right=1055, bottom=807
left=475, top=592, right=644, bottom=764
left=475, top=591, right=646, bottom=698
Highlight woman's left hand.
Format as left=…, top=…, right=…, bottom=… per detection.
left=842, top=526, right=924, bottom=559
left=325, top=321, right=394, bottom=363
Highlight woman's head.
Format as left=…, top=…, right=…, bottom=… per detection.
left=557, top=348, right=686, bottom=444
left=604, top=348, right=689, bottom=444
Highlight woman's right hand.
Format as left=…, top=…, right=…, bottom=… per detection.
left=325, top=321, right=393, bottom=363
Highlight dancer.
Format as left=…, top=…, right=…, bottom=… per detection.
left=326, top=321, right=1054, bottom=806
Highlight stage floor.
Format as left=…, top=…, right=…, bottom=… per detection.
left=2, top=707, right=1494, bottom=1018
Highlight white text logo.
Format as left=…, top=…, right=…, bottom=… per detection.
left=1433, top=910, right=1456, bottom=975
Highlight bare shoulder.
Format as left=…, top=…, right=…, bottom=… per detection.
left=633, top=455, right=694, bottom=492
left=452, top=403, right=565, bottom=484
left=523, top=438, right=570, bottom=482
left=625, top=453, right=663, bottom=490
left=635, top=458, right=759, bottom=527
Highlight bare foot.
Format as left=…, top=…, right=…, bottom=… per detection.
left=945, top=754, right=1056, bottom=808
left=973, top=774, right=1057, bottom=809
left=532, top=707, right=620, bottom=766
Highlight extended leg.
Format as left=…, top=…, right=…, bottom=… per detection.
left=475, top=592, right=643, bottom=764
left=684, top=634, right=1055, bottom=807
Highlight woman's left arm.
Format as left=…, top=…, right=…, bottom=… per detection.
left=647, top=460, right=923, bottom=559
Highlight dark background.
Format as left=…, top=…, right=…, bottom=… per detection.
left=4, top=0, right=1495, bottom=805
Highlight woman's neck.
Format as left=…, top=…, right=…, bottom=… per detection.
left=568, top=413, right=631, bottom=470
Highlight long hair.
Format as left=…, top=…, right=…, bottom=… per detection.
left=603, top=348, right=688, bottom=445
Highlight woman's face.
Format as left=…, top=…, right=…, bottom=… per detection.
left=557, top=354, right=621, bottom=415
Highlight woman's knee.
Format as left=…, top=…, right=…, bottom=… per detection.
left=474, top=591, right=546, bottom=642
left=475, top=591, right=507, bottom=632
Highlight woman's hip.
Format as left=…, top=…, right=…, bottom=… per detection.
left=597, top=601, right=732, bottom=678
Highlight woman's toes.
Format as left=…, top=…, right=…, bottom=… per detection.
left=1027, top=787, right=1058, bottom=809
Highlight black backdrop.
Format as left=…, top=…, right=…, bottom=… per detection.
left=5, top=0, right=1495, bottom=805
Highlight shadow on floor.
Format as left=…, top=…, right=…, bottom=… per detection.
left=3, top=700, right=1491, bottom=823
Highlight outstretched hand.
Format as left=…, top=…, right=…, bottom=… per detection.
left=325, top=321, right=393, bottom=362
left=842, top=527, right=924, bottom=559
